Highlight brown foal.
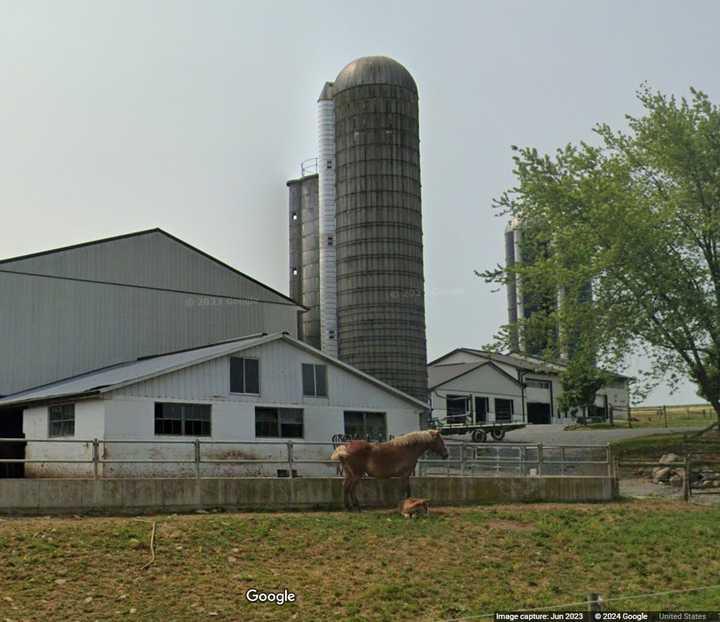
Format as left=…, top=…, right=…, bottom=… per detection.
left=330, top=430, right=449, bottom=511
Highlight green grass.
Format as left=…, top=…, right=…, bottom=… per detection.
left=1, top=502, right=720, bottom=620
left=629, top=405, right=717, bottom=429
left=612, top=430, right=720, bottom=459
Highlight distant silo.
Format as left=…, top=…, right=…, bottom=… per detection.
left=287, top=173, right=321, bottom=349
left=333, top=57, right=427, bottom=402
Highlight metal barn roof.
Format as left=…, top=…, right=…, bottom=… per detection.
left=0, top=333, right=428, bottom=410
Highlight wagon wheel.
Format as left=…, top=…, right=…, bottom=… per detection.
left=471, top=430, right=487, bottom=443
left=490, top=428, right=505, bottom=441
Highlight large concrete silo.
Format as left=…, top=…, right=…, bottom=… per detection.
left=332, top=56, right=427, bottom=402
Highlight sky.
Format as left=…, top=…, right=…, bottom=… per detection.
left=1, top=1, right=718, bottom=405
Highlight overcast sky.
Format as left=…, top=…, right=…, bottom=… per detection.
left=2, top=1, right=718, bottom=405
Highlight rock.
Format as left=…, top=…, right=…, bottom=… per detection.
left=659, top=453, right=680, bottom=465
left=702, top=480, right=714, bottom=489
left=653, top=467, right=672, bottom=483
left=669, top=474, right=683, bottom=487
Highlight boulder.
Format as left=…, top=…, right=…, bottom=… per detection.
left=659, top=453, right=680, bottom=465
left=653, top=466, right=673, bottom=483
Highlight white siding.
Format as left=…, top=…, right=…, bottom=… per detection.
left=21, top=338, right=423, bottom=478
left=23, top=401, right=105, bottom=477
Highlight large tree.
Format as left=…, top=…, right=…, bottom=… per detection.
left=482, top=86, right=720, bottom=421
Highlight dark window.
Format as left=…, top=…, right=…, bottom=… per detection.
left=49, top=404, right=75, bottom=437
left=302, top=364, right=328, bottom=397
left=343, top=411, right=387, bottom=442
left=230, top=357, right=260, bottom=394
left=474, top=397, right=489, bottom=423
left=494, top=399, right=514, bottom=422
left=155, top=403, right=211, bottom=436
left=255, top=407, right=304, bottom=439
left=446, top=395, right=470, bottom=424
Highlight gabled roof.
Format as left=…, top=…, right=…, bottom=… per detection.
left=428, top=361, right=523, bottom=390
left=0, top=228, right=304, bottom=309
left=0, top=333, right=428, bottom=410
left=428, top=348, right=564, bottom=374
left=428, top=348, right=632, bottom=381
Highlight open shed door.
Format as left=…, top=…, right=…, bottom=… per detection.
left=0, top=408, right=25, bottom=478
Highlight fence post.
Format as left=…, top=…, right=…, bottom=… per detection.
left=537, top=443, right=543, bottom=476
left=606, top=443, right=613, bottom=478
left=684, top=454, right=691, bottom=502
left=92, top=438, right=99, bottom=480
left=560, top=446, right=566, bottom=476
left=460, top=443, right=465, bottom=477
left=664, top=405, right=668, bottom=428
left=287, top=441, right=294, bottom=479
left=194, top=439, right=201, bottom=480
left=587, top=593, right=604, bottom=612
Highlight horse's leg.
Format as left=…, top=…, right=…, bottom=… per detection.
left=342, top=475, right=354, bottom=511
left=401, top=474, right=411, bottom=499
left=350, top=475, right=362, bottom=512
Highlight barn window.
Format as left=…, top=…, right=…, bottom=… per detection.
left=230, top=357, right=260, bottom=394
left=446, top=395, right=470, bottom=424
left=255, top=407, right=304, bottom=438
left=302, top=364, right=327, bottom=397
left=494, top=399, right=514, bottom=422
left=154, top=403, right=211, bottom=436
left=49, top=404, right=75, bottom=437
left=344, top=411, right=387, bottom=442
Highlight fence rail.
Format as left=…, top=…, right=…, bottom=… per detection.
left=0, top=438, right=613, bottom=480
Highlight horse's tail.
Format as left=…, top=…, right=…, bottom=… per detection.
left=330, top=445, right=350, bottom=462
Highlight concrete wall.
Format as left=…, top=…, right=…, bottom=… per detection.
left=0, top=476, right=618, bottom=515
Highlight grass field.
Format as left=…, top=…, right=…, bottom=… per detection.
left=566, top=404, right=717, bottom=430
left=627, top=404, right=717, bottom=428
left=1, top=502, right=719, bottom=621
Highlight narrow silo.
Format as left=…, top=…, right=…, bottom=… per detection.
left=287, top=173, right=321, bottom=349
left=332, top=56, right=427, bottom=402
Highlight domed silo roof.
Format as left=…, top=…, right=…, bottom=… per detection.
left=332, top=56, right=417, bottom=95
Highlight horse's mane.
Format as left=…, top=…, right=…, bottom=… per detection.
left=387, top=430, right=435, bottom=447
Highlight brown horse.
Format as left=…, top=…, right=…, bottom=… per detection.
left=330, top=430, right=449, bottom=511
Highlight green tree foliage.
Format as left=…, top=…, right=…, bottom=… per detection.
left=482, top=86, right=720, bottom=420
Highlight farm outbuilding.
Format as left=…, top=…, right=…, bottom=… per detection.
left=429, top=348, right=630, bottom=425
left=0, top=333, right=427, bottom=478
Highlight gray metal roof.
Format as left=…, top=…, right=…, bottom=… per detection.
left=332, top=56, right=417, bottom=95
left=0, top=332, right=428, bottom=410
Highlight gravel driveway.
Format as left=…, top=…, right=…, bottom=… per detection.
left=502, top=423, right=697, bottom=446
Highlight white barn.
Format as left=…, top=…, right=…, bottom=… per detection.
left=0, top=333, right=427, bottom=478
left=429, top=348, right=630, bottom=425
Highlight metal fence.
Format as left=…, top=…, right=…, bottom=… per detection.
left=0, top=438, right=614, bottom=479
